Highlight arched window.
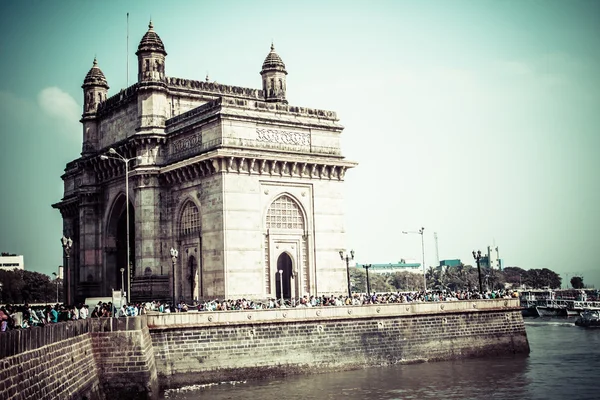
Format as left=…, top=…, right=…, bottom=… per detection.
left=180, top=202, right=200, bottom=236
left=266, top=195, right=304, bottom=230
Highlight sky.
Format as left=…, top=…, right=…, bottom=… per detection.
left=0, top=0, right=598, bottom=288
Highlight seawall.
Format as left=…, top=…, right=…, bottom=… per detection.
left=0, top=318, right=158, bottom=400
left=0, top=299, right=529, bottom=399
left=148, top=298, right=529, bottom=389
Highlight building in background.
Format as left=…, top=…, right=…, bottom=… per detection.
left=356, top=260, right=422, bottom=274
left=52, top=22, right=357, bottom=304
left=485, top=246, right=503, bottom=270
left=440, top=259, right=462, bottom=268
left=0, top=253, right=24, bottom=271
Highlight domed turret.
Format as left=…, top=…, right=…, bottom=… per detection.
left=83, top=58, right=109, bottom=89
left=136, top=20, right=167, bottom=82
left=82, top=57, right=109, bottom=114
left=260, top=43, right=288, bottom=103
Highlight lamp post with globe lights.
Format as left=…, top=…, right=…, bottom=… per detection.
left=170, top=248, right=179, bottom=307
left=339, top=250, right=355, bottom=298
left=52, top=272, right=59, bottom=303
left=472, top=250, right=484, bottom=294
left=100, top=148, right=142, bottom=304
left=403, top=227, right=426, bottom=291
left=278, top=270, right=284, bottom=306
left=61, top=236, right=73, bottom=304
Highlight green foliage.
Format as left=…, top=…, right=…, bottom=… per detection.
left=350, top=264, right=565, bottom=292
left=0, top=269, right=60, bottom=304
left=570, top=276, right=584, bottom=289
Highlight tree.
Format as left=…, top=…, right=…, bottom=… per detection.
left=389, top=271, right=423, bottom=291
left=571, top=276, right=584, bottom=289
left=0, top=269, right=57, bottom=303
left=503, top=267, right=527, bottom=287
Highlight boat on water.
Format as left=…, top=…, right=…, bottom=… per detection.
left=520, top=289, right=600, bottom=318
left=575, top=309, right=600, bottom=328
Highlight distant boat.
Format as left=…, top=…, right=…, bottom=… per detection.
left=520, top=289, right=600, bottom=318
left=575, top=309, right=600, bottom=328
left=561, top=309, right=580, bottom=317
left=536, top=306, right=561, bottom=317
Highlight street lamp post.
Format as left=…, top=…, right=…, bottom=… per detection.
left=278, top=270, right=284, bottom=306
left=100, top=148, right=142, bottom=304
left=472, top=250, right=484, bottom=294
left=339, top=250, right=354, bottom=298
left=363, top=264, right=372, bottom=297
left=170, top=248, right=179, bottom=307
left=60, top=236, right=73, bottom=305
left=403, top=227, right=426, bottom=291
left=52, top=272, right=59, bottom=303
left=120, top=268, right=125, bottom=296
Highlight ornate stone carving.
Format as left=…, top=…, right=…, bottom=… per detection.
left=256, top=128, right=310, bottom=146
left=170, top=133, right=202, bottom=156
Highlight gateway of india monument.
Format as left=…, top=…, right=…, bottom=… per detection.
left=53, top=21, right=357, bottom=304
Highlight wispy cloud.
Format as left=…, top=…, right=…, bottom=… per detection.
left=37, top=87, right=80, bottom=134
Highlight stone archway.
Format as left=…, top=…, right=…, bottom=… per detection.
left=177, top=200, right=202, bottom=303
left=275, top=252, right=293, bottom=300
left=106, top=194, right=135, bottom=297
left=264, top=194, right=310, bottom=298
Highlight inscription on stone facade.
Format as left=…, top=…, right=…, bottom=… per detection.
left=256, top=128, right=310, bottom=146
left=170, top=133, right=202, bottom=155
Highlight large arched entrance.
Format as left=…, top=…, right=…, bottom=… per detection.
left=275, top=252, right=293, bottom=300
left=264, top=194, right=310, bottom=298
left=177, top=200, right=202, bottom=303
left=106, top=195, right=135, bottom=298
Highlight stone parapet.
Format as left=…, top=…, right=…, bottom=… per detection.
left=148, top=299, right=529, bottom=389
left=0, top=301, right=529, bottom=398
left=147, top=298, right=520, bottom=328
left=0, top=317, right=158, bottom=400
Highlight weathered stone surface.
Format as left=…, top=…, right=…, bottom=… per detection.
left=53, top=24, right=358, bottom=304
left=148, top=299, right=529, bottom=389
left=0, top=300, right=529, bottom=399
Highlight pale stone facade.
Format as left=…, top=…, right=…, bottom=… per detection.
left=53, top=22, right=357, bottom=304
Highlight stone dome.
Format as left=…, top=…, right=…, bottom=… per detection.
left=136, top=20, right=167, bottom=55
left=82, top=58, right=109, bottom=88
left=261, top=44, right=287, bottom=73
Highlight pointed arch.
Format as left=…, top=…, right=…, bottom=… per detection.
left=265, top=194, right=305, bottom=231
left=179, top=200, right=201, bottom=237
left=264, top=193, right=310, bottom=298
left=104, top=191, right=135, bottom=298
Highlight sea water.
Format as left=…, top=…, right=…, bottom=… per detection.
left=162, top=318, right=600, bottom=399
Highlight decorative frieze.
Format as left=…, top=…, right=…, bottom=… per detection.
left=160, top=155, right=351, bottom=185
left=170, top=133, right=202, bottom=156
left=256, top=128, right=310, bottom=146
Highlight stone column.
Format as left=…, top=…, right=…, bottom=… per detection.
left=133, top=172, right=162, bottom=299
left=78, top=194, right=103, bottom=300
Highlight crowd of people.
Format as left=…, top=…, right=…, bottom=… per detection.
left=0, top=288, right=517, bottom=331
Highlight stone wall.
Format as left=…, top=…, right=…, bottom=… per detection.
left=147, top=299, right=529, bottom=389
left=0, top=321, right=102, bottom=400
left=1, top=300, right=529, bottom=398
left=91, top=318, right=158, bottom=400
left=0, top=318, right=158, bottom=400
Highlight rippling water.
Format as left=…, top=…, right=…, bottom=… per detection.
left=162, top=318, right=600, bottom=400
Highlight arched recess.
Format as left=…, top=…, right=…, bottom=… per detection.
left=177, top=199, right=202, bottom=302
left=105, top=193, right=135, bottom=297
left=275, top=252, right=293, bottom=299
left=187, top=255, right=198, bottom=301
left=264, top=194, right=309, bottom=299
